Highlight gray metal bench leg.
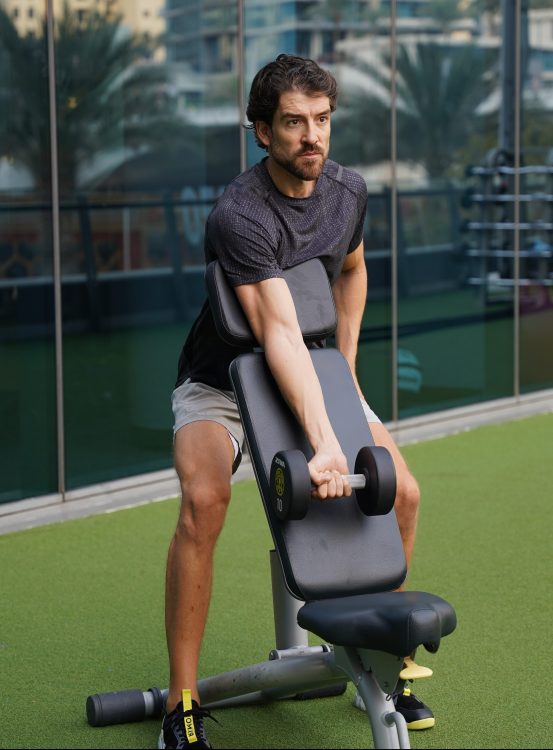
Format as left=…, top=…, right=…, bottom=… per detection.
left=270, top=548, right=308, bottom=650
left=198, top=650, right=346, bottom=708
left=334, top=646, right=410, bottom=750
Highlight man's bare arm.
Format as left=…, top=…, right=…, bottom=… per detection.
left=235, top=277, right=350, bottom=499
left=332, top=242, right=367, bottom=399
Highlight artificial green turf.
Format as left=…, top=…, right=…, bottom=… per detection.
left=1, top=412, right=552, bottom=748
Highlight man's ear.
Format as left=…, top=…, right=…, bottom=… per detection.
left=255, top=121, right=272, bottom=149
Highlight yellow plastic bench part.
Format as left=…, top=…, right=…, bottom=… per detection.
left=399, top=656, right=433, bottom=681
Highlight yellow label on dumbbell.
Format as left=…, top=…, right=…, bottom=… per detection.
left=274, top=467, right=285, bottom=496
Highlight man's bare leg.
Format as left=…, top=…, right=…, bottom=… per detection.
left=368, top=423, right=436, bottom=727
left=165, top=420, right=235, bottom=712
left=370, top=422, right=420, bottom=573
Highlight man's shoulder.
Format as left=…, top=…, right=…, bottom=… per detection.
left=206, top=163, right=277, bottom=246
left=208, top=163, right=274, bottom=227
left=323, top=160, right=367, bottom=198
left=216, top=163, right=272, bottom=209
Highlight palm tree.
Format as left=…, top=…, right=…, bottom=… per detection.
left=428, top=0, right=464, bottom=31
left=395, top=43, right=496, bottom=178
left=0, top=2, right=188, bottom=195
left=336, top=42, right=496, bottom=180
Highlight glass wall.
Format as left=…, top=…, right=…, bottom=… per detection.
left=520, top=0, right=553, bottom=394
left=0, top=0, right=57, bottom=502
left=53, top=0, right=240, bottom=489
left=327, top=3, right=394, bottom=421
left=395, top=2, right=516, bottom=418
left=244, top=0, right=394, bottom=419
left=0, top=0, right=551, bottom=507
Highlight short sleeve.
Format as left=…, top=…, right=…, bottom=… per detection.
left=206, top=201, right=283, bottom=287
left=347, top=181, right=368, bottom=253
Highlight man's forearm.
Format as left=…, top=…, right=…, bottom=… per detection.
left=264, top=330, right=339, bottom=452
left=333, top=258, right=367, bottom=390
left=234, top=276, right=341, bottom=454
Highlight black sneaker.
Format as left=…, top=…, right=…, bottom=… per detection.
left=158, top=691, right=216, bottom=749
left=393, top=688, right=435, bottom=730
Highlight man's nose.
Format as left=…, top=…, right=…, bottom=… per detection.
left=302, top=121, right=319, bottom=145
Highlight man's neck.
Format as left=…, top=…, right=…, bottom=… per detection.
left=265, top=157, right=317, bottom=199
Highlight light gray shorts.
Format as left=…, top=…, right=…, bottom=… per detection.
left=172, top=379, right=245, bottom=474
left=172, top=379, right=381, bottom=474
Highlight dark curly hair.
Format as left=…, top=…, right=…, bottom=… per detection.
left=245, top=54, right=338, bottom=151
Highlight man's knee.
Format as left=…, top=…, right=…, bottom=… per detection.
left=175, top=478, right=232, bottom=544
left=395, top=472, right=420, bottom=517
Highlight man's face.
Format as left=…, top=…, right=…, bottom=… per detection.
left=257, top=90, right=331, bottom=182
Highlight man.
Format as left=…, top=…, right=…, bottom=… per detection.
left=159, top=54, right=430, bottom=750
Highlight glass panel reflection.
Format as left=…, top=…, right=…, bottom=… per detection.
left=4, top=0, right=552, bottom=507
left=54, top=0, right=240, bottom=488
left=244, top=0, right=393, bottom=419
left=396, top=1, right=514, bottom=417
left=520, top=0, right=553, bottom=394
left=0, top=2, right=57, bottom=503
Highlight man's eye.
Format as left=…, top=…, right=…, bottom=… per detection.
left=288, top=119, right=299, bottom=126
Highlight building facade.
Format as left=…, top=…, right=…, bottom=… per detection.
left=1, top=0, right=552, bottom=508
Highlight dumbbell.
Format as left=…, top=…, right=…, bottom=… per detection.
left=270, top=446, right=396, bottom=521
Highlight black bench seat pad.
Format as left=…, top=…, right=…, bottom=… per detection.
left=298, top=590, right=457, bottom=656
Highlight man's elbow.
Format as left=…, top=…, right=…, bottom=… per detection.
left=264, top=325, right=304, bottom=358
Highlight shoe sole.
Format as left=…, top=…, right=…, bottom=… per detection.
left=406, top=717, right=435, bottom=730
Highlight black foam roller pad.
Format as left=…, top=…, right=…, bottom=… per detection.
left=86, top=689, right=147, bottom=726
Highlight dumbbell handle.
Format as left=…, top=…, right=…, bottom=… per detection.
left=317, top=473, right=366, bottom=489
left=345, top=474, right=367, bottom=489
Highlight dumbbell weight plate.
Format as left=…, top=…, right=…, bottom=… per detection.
left=270, top=449, right=311, bottom=521
left=354, top=446, right=396, bottom=516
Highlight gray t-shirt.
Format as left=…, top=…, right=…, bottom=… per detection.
left=176, top=157, right=368, bottom=390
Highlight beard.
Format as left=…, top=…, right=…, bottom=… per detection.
left=270, top=142, right=327, bottom=182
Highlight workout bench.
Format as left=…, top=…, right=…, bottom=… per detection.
left=86, top=258, right=456, bottom=749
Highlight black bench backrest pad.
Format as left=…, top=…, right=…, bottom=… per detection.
left=206, top=258, right=337, bottom=347
left=230, top=348, right=407, bottom=601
